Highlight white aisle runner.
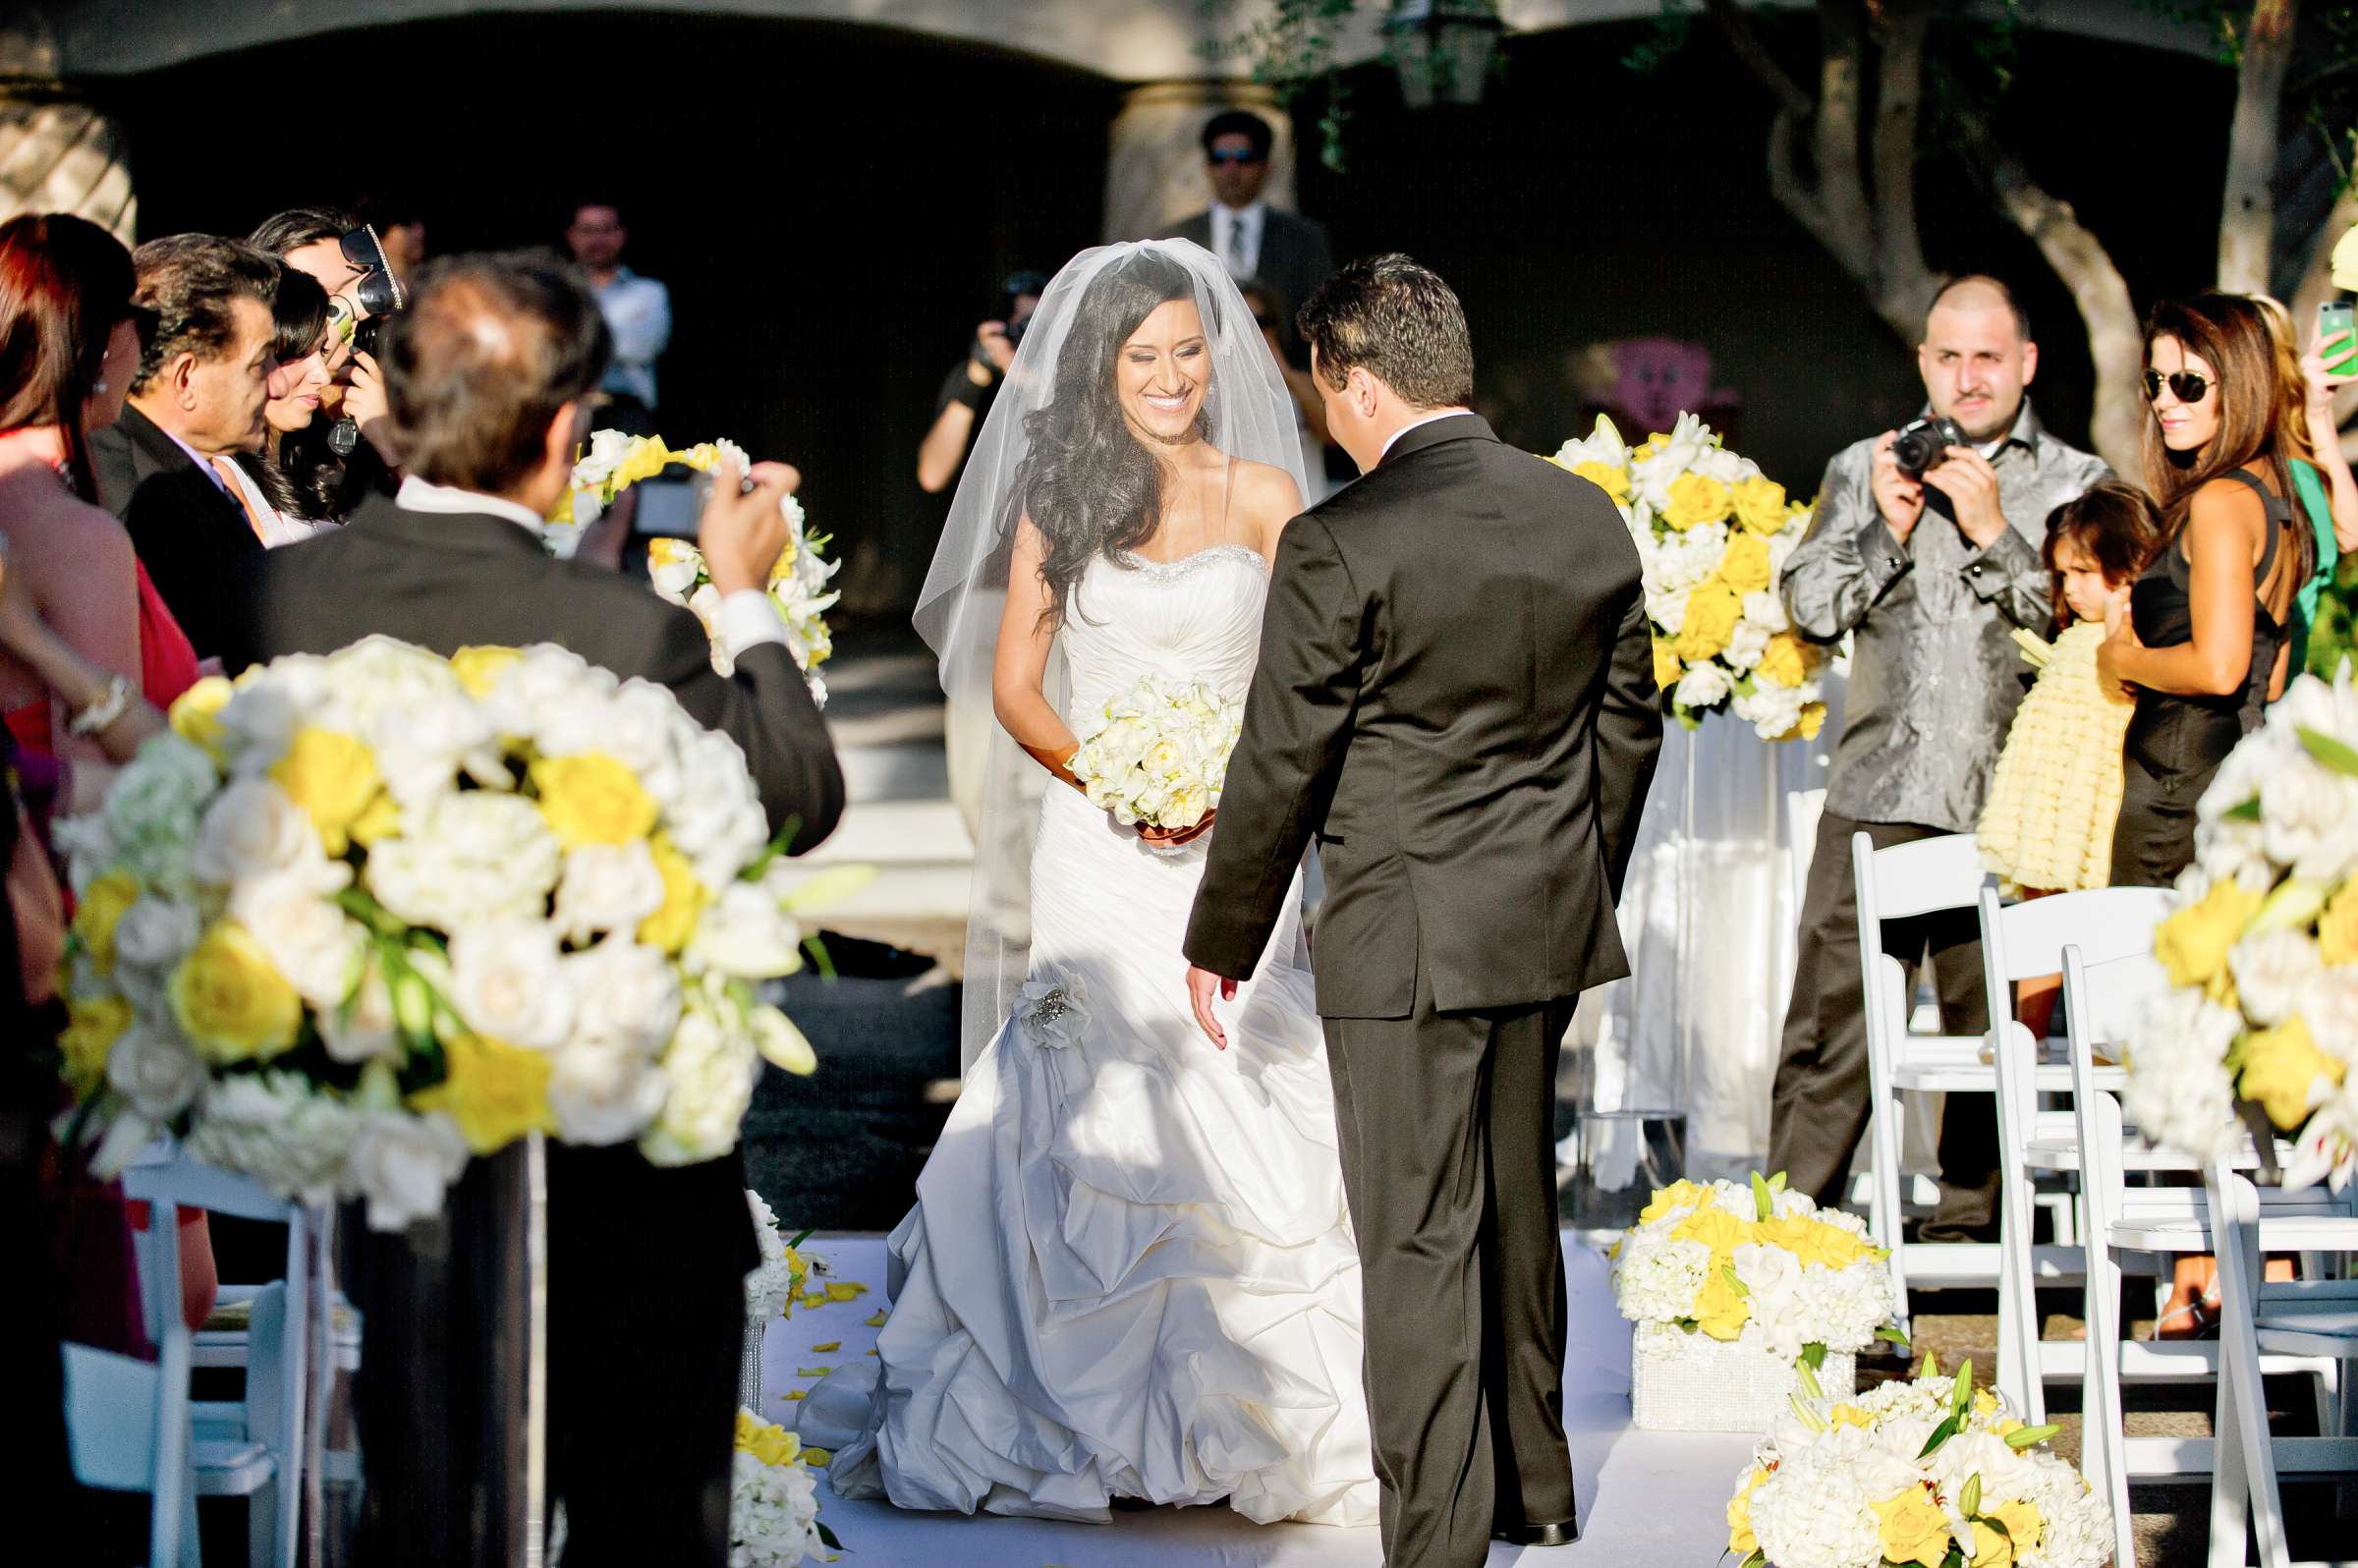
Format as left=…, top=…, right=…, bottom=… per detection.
left=760, top=1235, right=1756, bottom=1566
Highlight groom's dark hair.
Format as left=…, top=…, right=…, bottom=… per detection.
left=1298, top=253, right=1474, bottom=410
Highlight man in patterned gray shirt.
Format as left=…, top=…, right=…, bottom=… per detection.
left=1769, top=276, right=2109, bottom=1242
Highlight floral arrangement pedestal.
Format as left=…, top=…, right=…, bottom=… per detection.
left=1632, top=1323, right=1857, bottom=1433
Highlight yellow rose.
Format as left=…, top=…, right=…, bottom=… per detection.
left=270, top=727, right=381, bottom=856
left=1828, top=1403, right=1877, bottom=1429
left=169, top=921, right=302, bottom=1063
left=1637, top=432, right=1671, bottom=457
left=72, top=868, right=141, bottom=975
left=1973, top=1387, right=2000, bottom=1417
left=1777, top=701, right=1829, bottom=743
left=1673, top=1204, right=1755, bottom=1256
left=1731, top=476, right=1789, bottom=535
left=1570, top=460, right=1632, bottom=505
left=1639, top=1178, right=1712, bottom=1224
left=1757, top=1215, right=1870, bottom=1269
left=411, top=1032, right=555, bottom=1153
left=1718, top=532, right=1773, bottom=596
left=1972, top=1499, right=2043, bottom=1568
left=1994, top=1418, right=2025, bottom=1438
left=1872, top=1483, right=1956, bottom=1568
left=449, top=644, right=521, bottom=698
left=734, top=1410, right=802, bottom=1468
left=1727, top=1465, right=1769, bottom=1555
left=1692, top=1267, right=1750, bottom=1340
left=1661, top=472, right=1734, bottom=531
left=1675, top=582, right=1743, bottom=663
left=1651, top=640, right=1682, bottom=693
left=2238, top=1016, right=2346, bottom=1130
left=1755, top=631, right=1812, bottom=690
left=638, top=835, right=708, bottom=954
left=60, top=992, right=133, bottom=1093
left=2319, top=885, right=2358, bottom=967
left=610, top=436, right=674, bottom=493
left=350, top=793, right=402, bottom=847
left=2155, top=878, right=2266, bottom=988
left=531, top=753, right=659, bottom=848
left=169, top=676, right=235, bottom=760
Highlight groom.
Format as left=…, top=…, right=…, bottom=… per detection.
left=1184, top=255, right=1661, bottom=1567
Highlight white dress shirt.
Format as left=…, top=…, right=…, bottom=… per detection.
left=1210, top=202, right=1265, bottom=280
left=1379, top=408, right=1475, bottom=461
left=395, top=475, right=787, bottom=660
left=594, top=267, right=672, bottom=409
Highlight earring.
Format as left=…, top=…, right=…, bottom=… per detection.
left=91, top=378, right=107, bottom=395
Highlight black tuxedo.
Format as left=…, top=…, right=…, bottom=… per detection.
left=1160, top=204, right=1334, bottom=352
left=88, top=404, right=265, bottom=662
left=1186, top=415, right=1660, bottom=1568
left=236, top=493, right=846, bottom=1568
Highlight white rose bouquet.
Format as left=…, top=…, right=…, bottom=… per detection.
left=1612, top=1174, right=1901, bottom=1370
left=1066, top=673, right=1243, bottom=835
left=2122, top=667, right=2358, bottom=1188
left=1725, top=1356, right=2111, bottom=1568
left=1551, top=414, right=1827, bottom=740
left=732, top=1409, right=838, bottom=1567
left=54, top=637, right=839, bottom=1231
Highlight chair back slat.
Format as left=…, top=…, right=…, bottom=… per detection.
left=1984, top=887, right=2172, bottom=984
left=1866, top=832, right=1988, bottom=920
left=64, top=1343, right=160, bottom=1490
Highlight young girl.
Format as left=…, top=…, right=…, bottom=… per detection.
left=1977, top=480, right=2162, bottom=899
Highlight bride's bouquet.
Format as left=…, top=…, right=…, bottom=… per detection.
left=1067, top=673, right=1244, bottom=834
left=1551, top=414, right=1827, bottom=741
left=53, top=638, right=825, bottom=1231
left=2122, top=667, right=2358, bottom=1188
left=1725, top=1356, right=2111, bottom=1568
left=1613, top=1174, right=1900, bottom=1369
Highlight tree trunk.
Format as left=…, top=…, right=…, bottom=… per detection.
left=1867, top=0, right=1937, bottom=332
left=2218, top=0, right=2300, bottom=295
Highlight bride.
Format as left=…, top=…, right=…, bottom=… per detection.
left=806, top=242, right=1376, bottom=1527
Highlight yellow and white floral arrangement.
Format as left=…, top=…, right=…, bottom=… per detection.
left=1066, top=672, right=1244, bottom=837
left=732, top=1408, right=839, bottom=1567
left=1613, top=1174, right=1900, bottom=1375
left=1725, top=1355, right=2111, bottom=1568
left=54, top=637, right=835, bottom=1230
left=2122, top=667, right=2358, bottom=1189
left=1551, top=414, right=1827, bottom=741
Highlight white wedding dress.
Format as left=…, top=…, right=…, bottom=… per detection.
left=813, top=544, right=1377, bottom=1527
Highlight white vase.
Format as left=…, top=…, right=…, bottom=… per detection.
left=739, top=1316, right=766, bottom=1412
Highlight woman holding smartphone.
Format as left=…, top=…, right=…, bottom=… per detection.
left=2101, top=292, right=2312, bottom=889
left=2250, top=294, right=2357, bottom=673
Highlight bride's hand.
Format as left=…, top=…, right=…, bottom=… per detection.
left=1138, top=810, right=1215, bottom=848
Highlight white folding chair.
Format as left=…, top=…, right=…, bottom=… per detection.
left=64, top=1341, right=204, bottom=1567
left=123, top=1153, right=320, bottom=1568
left=1981, top=884, right=2175, bottom=1421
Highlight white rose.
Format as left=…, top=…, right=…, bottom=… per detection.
left=185, top=1072, right=358, bottom=1204
left=113, top=894, right=201, bottom=979
left=367, top=693, right=497, bottom=810
left=1724, top=620, right=1771, bottom=671
left=2259, top=761, right=2358, bottom=884
left=213, top=682, right=304, bottom=777
left=548, top=1038, right=671, bottom=1146
left=566, top=938, right=682, bottom=1057
left=2229, top=927, right=2325, bottom=1028
left=346, top=1110, right=470, bottom=1232
left=553, top=841, right=666, bottom=943
left=230, top=868, right=367, bottom=1009
left=641, top=1002, right=756, bottom=1165
left=2299, top=969, right=2358, bottom=1055
left=107, top=1022, right=205, bottom=1120
left=685, top=881, right=803, bottom=979
left=447, top=919, right=574, bottom=1049
left=1731, top=1241, right=1806, bottom=1355
left=1741, top=589, right=1790, bottom=634
left=193, top=778, right=320, bottom=884
left=365, top=792, right=561, bottom=931
left=649, top=549, right=703, bottom=599
left=1673, top=662, right=1731, bottom=710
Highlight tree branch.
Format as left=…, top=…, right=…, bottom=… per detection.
left=1700, top=0, right=1814, bottom=121
left=2218, top=0, right=2301, bottom=293
left=1814, top=0, right=1874, bottom=277
left=1766, top=106, right=1834, bottom=251
left=1868, top=0, right=1937, bottom=333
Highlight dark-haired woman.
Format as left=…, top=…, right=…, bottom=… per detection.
left=2102, top=292, right=2312, bottom=888
left=214, top=264, right=347, bottom=543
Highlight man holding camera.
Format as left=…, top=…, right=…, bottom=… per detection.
left=1768, top=275, right=2107, bottom=1243
left=916, top=269, right=1044, bottom=496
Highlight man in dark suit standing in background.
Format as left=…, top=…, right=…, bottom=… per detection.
left=1160, top=109, right=1334, bottom=360
left=234, top=252, right=844, bottom=1568
left=1185, top=255, right=1661, bottom=1568
left=88, top=235, right=280, bottom=662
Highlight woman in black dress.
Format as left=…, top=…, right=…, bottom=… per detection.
left=2102, top=293, right=2311, bottom=888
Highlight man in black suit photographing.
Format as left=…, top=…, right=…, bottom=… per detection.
left=237, top=253, right=843, bottom=1568
left=1185, top=255, right=1661, bottom=1568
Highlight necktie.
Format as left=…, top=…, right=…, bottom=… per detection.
left=1226, top=212, right=1250, bottom=277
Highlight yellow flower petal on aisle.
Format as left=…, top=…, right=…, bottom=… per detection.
left=168, top=676, right=235, bottom=760
left=1872, top=1484, right=1954, bottom=1568
left=1726, top=1465, right=1768, bottom=1554
left=1661, top=472, right=1733, bottom=530
left=1718, top=532, right=1773, bottom=595
left=1675, top=581, right=1743, bottom=662
left=72, top=868, right=140, bottom=974
left=865, top=1310, right=887, bottom=1328
left=2238, top=1016, right=2345, bottom=1129
left=1754, top=631, right=1810, bottom=690
left=735, top=1410, right=802, bottom=1467
left=449, top=644, right=521, bottom=698
left=411, top=1032, right=556, bottom=1153
left=270, top=727, right=381, bottom=855
left=60, top=993, right=133, bottom=1093
left=638, top=836, right=707, bottom=953
left=170, top=922, right=303, bottom=1063
left=2155, top=878, right=2266, bottom=987
left=822, top=1280, right=870, bottom=1302
left=811, top=1341, right=840, bottom=1353
left=1731, top=476, right=1789, bottom=535
left=530, top=753, right=658, bottom=847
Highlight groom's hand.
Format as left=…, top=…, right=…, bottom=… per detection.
left=1187, top=966, right=1237, bottom=1049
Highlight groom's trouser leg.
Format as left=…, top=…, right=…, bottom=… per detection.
left=1324, top=980, right=1577, bottom=1568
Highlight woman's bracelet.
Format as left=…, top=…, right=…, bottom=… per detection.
left=69, top=673, right=137, bottom=737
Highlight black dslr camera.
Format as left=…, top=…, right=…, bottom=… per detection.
left=1889, top=416, right=1967, bottom=479
left=326, top=224, right=407, bottom=457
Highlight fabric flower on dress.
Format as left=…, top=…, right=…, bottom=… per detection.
left=1016, top=974, right=1091, bottom=1050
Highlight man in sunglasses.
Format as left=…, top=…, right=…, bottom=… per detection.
left=1160, top=109, right=1332, bottom=365
left=1768, top=274, right=2109, bottom=1247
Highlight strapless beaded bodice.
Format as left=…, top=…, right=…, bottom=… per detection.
left=1059, top=544, right=1268, bottom=722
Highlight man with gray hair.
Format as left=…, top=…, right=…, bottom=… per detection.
left=1769, top=275, right=2108, bottom=1243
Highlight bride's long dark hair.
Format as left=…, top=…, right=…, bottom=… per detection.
left=1001, top=250, right=1215, bottom=631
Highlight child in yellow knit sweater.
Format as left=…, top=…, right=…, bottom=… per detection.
left=1978, top=481, right=2162, bottom=899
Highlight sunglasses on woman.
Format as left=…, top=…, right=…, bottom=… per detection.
left=2142, top=368, right=2213, bottom=404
